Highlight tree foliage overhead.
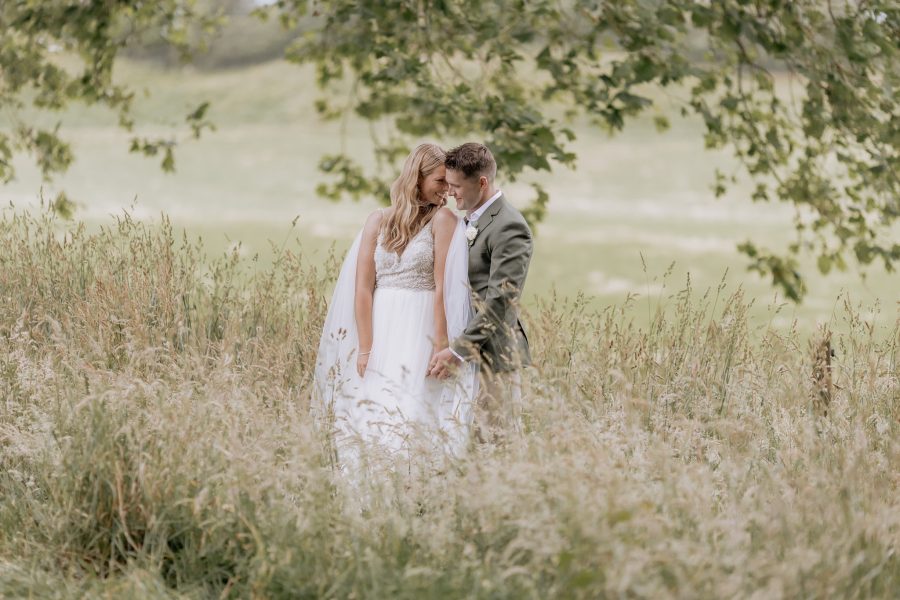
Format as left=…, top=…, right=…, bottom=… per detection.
left=266, top=0, right=899, bottom=301
left=0, top=0, right=217, bottom=212
left=2, top=1, right=897, bottom=301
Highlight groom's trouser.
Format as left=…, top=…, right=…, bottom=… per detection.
left=473, top=369, right=522, bottom=444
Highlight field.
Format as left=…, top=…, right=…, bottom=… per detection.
left=1, top=59, right=898, bottom=597
left=3, top=59, right=896, bottom=335
left=0, top=204, right=897, bottom=597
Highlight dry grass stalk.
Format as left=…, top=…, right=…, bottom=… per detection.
left=0, top=209, right=897, bottom=598
left=811, top=327, right=834, bottom=417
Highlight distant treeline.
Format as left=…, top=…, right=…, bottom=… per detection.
left=123, top=2, right=307, bottom=70
left=122, top=2, right=787, bottom=74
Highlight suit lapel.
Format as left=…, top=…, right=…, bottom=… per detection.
left=473, top=195, right=505, bottom=242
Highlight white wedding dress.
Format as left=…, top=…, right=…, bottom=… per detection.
left=313, top=216, right=477, bottom=469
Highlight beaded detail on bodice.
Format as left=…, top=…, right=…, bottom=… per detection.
left=375, top=220, right=435, bottom=291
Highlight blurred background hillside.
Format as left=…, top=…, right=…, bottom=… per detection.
left=2, top=0, right=895, bottom=336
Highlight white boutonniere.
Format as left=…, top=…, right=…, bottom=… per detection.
left=465, top=224, right=478, bottom=244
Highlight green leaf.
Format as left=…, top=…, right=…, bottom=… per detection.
left=51, top=191, right=76, bottom=220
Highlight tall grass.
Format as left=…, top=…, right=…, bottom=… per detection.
left=1, top=209, right=897, bottom=598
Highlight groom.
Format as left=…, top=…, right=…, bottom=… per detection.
left=428, top=142, right=533, bottom=442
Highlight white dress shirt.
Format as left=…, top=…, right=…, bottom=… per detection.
left=465, top=189, right=503, bottom=223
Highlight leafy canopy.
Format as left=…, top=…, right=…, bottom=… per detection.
left=2, top=0, right=897, bottom=301
left=0, top=0, right=216, bottom=214
left=265, top=0, right=899, bottom=301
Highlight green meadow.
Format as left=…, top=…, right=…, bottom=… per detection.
left=4, top=59, right=895, bottom=337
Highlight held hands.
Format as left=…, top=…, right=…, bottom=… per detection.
left=427, top=347, right=462, bottom=380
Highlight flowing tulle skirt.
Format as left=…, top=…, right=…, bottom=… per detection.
left=335, top=286, right=473, bottom=467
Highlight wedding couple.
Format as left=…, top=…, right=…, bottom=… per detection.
left=313, top=142, right=533, bottom=467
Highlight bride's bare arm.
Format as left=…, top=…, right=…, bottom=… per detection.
left=431, top=207, right=458, bottom=353
left=354, top=210, right=382, bottom=375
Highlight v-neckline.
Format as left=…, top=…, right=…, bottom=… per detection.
left=382, top=219, right=432, bottom=260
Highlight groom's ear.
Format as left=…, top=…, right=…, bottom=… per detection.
left=479, top=175, right=488, bottom=190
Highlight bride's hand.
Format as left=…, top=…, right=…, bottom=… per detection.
left=430, top=345, right=448, bottom=367
left=357, top=351, right=370, bottom=377
left=428, top=347, right=459, bottom=380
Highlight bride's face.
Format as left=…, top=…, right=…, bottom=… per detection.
left=418, top=165, right=449, bottom=207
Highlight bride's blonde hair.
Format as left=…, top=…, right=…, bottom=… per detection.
left=381, top=143, right=445, bottom=254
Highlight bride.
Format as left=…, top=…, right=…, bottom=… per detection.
left=313, top=143, right=477, bottom=469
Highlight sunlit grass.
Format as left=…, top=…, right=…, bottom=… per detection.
left=0, top=209, right=897, bottom=597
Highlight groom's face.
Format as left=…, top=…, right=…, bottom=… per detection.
left=446, top=169, right=484, bottom=212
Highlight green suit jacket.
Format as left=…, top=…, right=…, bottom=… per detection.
left=451, top=194, right=533, bottom=372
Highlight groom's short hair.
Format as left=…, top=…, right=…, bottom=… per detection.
left=445, top=143, right=497, bottom=182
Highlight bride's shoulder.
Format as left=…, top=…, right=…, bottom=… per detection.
left=361, top=207, right=391, bottom=241
left=364, top=206, right=391, bottom=227
left=433, top=207, right=459, bottom=227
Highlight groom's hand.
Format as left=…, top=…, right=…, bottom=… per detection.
left=428, top=348, right=461, bottom=380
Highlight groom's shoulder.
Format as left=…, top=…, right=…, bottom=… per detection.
left=498, top=197, right=532, bottom=233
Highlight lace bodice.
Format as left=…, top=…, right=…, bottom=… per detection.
left=375, top=220, right=435, bottom=291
